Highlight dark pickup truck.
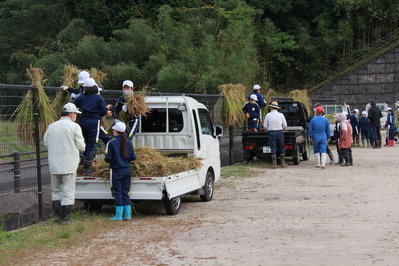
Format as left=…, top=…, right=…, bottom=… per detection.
left=242, top=101, right=310, bottom=165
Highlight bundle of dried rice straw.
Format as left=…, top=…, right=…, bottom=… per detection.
left=288, top=89, right=311, bottom=116
left=14, top=67, right=57, bottom=142
left=215, top=83, right=247, bottom=127
left=119, top=89, right=151, bottom=123
left=90, top=68, right=107, bottom=88
left=51, top=64, right=79, bottom=115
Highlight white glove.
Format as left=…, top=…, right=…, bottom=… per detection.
left=61, top=86, right=68, bottom=91
left=122, top=105, right=127, bottom=112
left=114, top=119, right=121, bottom=124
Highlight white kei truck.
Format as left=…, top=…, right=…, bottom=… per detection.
left=75, top=96, right=223, bottom=215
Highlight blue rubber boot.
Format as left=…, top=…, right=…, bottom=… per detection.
left=109, top=206, right=123, bottom=221
left=123, top=205, right=131, bottom=220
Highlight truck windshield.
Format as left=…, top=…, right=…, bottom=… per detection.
left=141, top=108, right=184, bottom=132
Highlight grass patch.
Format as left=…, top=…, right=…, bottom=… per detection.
left=220, top=163, right=257, bottom=179
left=0, top=211, right=115, bottom=265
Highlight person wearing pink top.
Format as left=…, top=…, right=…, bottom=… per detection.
left=336, top=113, right=353, bottom=166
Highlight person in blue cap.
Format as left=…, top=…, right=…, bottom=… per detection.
left=105, top=121, right=136, bottom=221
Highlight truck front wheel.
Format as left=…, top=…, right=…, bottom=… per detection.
left=200, top=171, right=214, bottom=202
left=163, top=196, right=181, bottom=215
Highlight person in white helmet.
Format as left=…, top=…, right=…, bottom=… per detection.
left=358, top=111, right=370, bottom=148
left=61, top=70, right=90, bottom=102
left=114, top=80, right=140, bottom=140
left=242, top=94, right=261, bottom=132
left=249, top=84, right=266, bottom=130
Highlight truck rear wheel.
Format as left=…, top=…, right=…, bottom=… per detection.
left=244, top=150, right=254, bottom=162
left=200, top=171, right=214, bottom=202
left=293, top=145, right=301, bottom=165
left=163, top=196, right=181, bottom=215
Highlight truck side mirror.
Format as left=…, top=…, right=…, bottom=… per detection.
left=214, top=125, right=223, bottom=137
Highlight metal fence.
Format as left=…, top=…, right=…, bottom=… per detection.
left=0, top=84, right=244, bottom=231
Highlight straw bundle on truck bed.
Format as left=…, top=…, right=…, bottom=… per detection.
left=81, top=146, right=203, bottom=179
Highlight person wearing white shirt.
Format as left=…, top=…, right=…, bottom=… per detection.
left=263, top=101, right=287, bottom=168
left=44, top=103, right=85, bottom=224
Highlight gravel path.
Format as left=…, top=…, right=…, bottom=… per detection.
left=31, top=143, right=399, bottom=266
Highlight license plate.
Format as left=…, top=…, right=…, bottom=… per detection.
left=263, top=146, right=271, bottom=153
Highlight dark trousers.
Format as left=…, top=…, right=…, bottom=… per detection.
left=341, top=147, right=352, bottom=164
left=388, top=128, right=395, bottom=140
left=111, top=167, right=132, bottom=206
left=335, top=140, right=342, bottom=161
left=370, top=126, right=381, bottom=142
left=360, top=128, right=370, bottom=140
left=268, top=130, right=285, bottom=155
left=81, top=119, right=110, bottom=159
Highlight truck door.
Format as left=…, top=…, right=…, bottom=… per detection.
left=193, top=108, right=221, bottom=178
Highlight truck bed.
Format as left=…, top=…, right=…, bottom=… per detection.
left=75, top=169, right=202, bottom=201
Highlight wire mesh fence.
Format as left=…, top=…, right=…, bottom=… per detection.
left=0, top=84, right=244, bottom=231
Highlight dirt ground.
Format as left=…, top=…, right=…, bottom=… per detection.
left=30, top=137, right=399, bottom=266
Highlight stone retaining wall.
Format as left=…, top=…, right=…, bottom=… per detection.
left=309, top=45, right=399, bottom=112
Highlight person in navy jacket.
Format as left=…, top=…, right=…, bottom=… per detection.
left=349, top=109, right=360, bottom=147
left=74, top=78, right=112, bottom=175
left=60, top=71, right=90, bottom=102
left=114, top=80, right=140, bottom=140
left=385, top=107, right=396, bottom=147
left=242, top=94, right=260, bottom=132
left=249, top=84, right=267, bottom=130
left=105, top=122, right=136, bottom=221
left=358, top=111, right=370, bottom=148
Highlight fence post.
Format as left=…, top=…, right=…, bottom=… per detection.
left=229, top=125, right=234, bottom=165
left=13, top=152, right=21, bottom=193
left=33, top=86, right=43, bottom=220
